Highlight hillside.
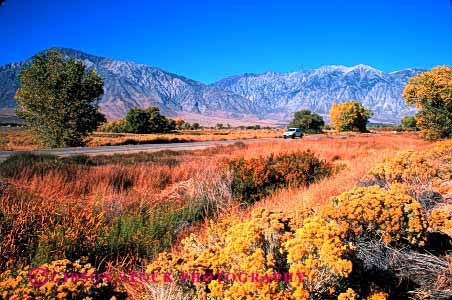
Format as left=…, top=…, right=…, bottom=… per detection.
left=0, top=48, right=423, bottom=124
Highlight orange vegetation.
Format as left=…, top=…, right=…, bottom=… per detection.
left=0, top=127, right=283, bottom=150
left=145, top=136, right=452, bottom=300
left=0, top=132, right=438, bottom=300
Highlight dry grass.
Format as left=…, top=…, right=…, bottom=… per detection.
left=0, top=131, right=435, bottom=299
left=124, top=282, right=193, bottom=300
left=0, top=127, right=283, bottom=150
left=87, top=128, right=283, bottom=147
left=204, top=132, right=433, bottom=224
left=0, top=127, right=35, bottom=151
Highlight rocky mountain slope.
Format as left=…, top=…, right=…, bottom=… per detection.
left=212, top=65, right=423, bottom=122
left=0, top=48, right=423, bottom=124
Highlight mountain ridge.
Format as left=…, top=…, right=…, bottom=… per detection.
left=0, top=47, right=424, bottom=125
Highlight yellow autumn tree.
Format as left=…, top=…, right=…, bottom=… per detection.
left=329, top=101, right=373, bottom=132
left=402, top=66, right=452, bottom=140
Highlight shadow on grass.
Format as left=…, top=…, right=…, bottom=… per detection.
left=102, top=137, right=194, bottom=146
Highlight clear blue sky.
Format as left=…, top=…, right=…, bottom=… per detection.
left=1, top=0, right=451, bottom=83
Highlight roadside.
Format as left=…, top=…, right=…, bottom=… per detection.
left=0, top=132, right=390, bottom=162
left=0, top=138, right=276, bottom=162
left=0, top=127, right=282, bottom=151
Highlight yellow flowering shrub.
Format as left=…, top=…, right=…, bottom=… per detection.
left=144, top=140, right=452, bottom=299
left=368, top=140, right=452, bottom=190
left=147, top=209, right=299, bottom=299
left=0, top=259, right=124, bottom=300
left=368, top=291, right=389, bottom=300
left=337, top=288, right=357, bottom=300
left=428, top=205, right=452, bottom=238
left=146, top=185, right=434, bottom=299
left=323, top=185, right=428, bottom=245
left=368, top=150, right=437, bottom=186
left=148, top=208, right=358, bottom=300
left=284, top=216, right=353, bottom=299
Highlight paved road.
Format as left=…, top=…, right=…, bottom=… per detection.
left=0, top=138, right=280, bottom=162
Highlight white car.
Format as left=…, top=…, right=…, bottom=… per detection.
left=283, top=128, right=303, bottom=139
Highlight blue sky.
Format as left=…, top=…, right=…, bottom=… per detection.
left=1, top=0, right=451, bottom=83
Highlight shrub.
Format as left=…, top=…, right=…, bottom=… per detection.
left=145, top=139, right=452, bottom=300
left=148, top=198, right=429, bottom=300
left=338, top=288, right=358, bottom=300
left=367, top=140, right=452, bottom=192
left=146, top=209, right=311, bottom=299
left=232, top=141, right=246, bottom=149
left=284, top=216, right=354, bottom=299
left=368, top=291, right=388, bottom=300
left=147, top=209, right=355, bottom=300
left=428, top=205, right=452, bottom=238
left=0, top=259, right=125, bottom=300
left=323, top=185, right=428, bottom=246
left=400, top=116, right=417, bottom=131
left=227, top=150, right=332, bottom=204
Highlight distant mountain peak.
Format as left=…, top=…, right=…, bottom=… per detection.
left=0, top=48, right=425, bottom=124
left=313, top=64, right=383, bottom=74
left=389, top=67, right=426, bottom=75
left=315, top=65, right=351, bottom=72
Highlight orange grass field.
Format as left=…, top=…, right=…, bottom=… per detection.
left=0, top=132, right=435, bottom=300
left=171, top=132, right=433, bottom=246
left=0, top=127, right=283, bottom=150
left=1, top=132, right=431, bottom=249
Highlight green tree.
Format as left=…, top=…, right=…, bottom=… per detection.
left=121, top=106, right=175, bottom=134
left=124, top=108, right=150, bottom=133
left=192, top=122, right=200, bottom=130
left=329, top=101, right=373, bottom=132
left=165, top=118, right=176, bottom=132
left=146, top=106, right=175, bottom=133
left=15, top=50, right=105, bottom=147
left=401, top=116, right=417, bottom=131
left=289, top=109, right=324, bottom=134
left=181, top=122, right=192, bottom=130
left=403, top=66, right=452, bottom=140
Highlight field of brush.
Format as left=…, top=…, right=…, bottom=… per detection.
left=2, top=132, right=452, bottom=300
left=0, top=127, right=282, bottom=150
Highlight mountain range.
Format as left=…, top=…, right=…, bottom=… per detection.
left=0, top=48, right=424, bottom=125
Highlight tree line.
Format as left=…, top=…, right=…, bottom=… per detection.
left=97, top=107, right=200, bottom=133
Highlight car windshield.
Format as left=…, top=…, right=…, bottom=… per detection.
left=288, top=128, right=296, bottom=131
